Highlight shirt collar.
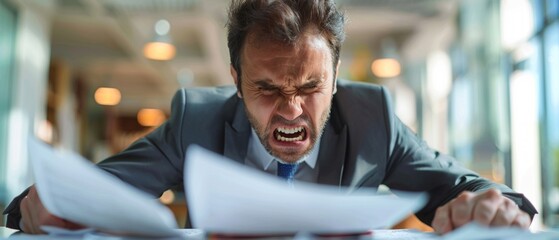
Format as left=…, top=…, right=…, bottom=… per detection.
left=248, top=128, right=320, bottom=170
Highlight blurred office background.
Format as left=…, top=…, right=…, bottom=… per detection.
left=0, top=0, right=558, bottom=231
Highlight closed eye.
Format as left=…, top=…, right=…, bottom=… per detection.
left=260, top=87, right=279, bottom=95
left=298, top=80, right=321, bottom=94
left=254, top=80, right=280, bottom=95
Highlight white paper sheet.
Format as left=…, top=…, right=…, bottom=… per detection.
left=28, top=138, right=182, bottom=238
left=184, top=145, right=428, bottom=234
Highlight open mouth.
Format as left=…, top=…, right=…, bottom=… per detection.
left=274, top=126, right=306, bottom=142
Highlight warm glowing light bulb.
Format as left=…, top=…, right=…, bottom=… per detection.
left=371, top=58, right=401, bottom=78
left=37, top=120, right=53, bottom=143
left=159, top=189, right=175, bottom=204
left=143, top=42, right=176, bottom=61
left=94, top=87, right=121, bottom=106
left=137, top=108, right=166, bottom=127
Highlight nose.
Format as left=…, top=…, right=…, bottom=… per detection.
left=277, top=95, right=303, bottom=121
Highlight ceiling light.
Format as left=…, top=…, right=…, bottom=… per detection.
left=137, top=108, right=166, bottom=127
left=371, top=39, right=402, bottom=79
left=94, top=87, right=121, bottom=106
left=37, top=120, right=53, bottom=143
left=144, top=42, right=176, bottom=60
left=371, top=58, right=401, bottom=78
left=159, top=190, right=175, bottom=205
left=143, top=19, right=176, bottom=61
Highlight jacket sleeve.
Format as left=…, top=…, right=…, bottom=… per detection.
left=2, top=187, right=30, bottom=230
left=379, top=87, right=537, bottom=226
left=97, top=89, right=188, bottom=197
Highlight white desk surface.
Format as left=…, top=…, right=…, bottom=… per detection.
left=0, top=227, right=438, bottom=239
left=2, top=227, right=559, bottom=240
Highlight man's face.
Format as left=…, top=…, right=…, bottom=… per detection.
left=231, top=33, right=339, bottom=163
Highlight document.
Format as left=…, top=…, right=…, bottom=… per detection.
left=184, top=145, right=428, bottom=234
left=23, top=139, right=559, bottom=239
left=28, top=138, right=182, bottom=238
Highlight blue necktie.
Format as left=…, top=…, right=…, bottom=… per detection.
left=277, top=161, right=299, bottom=184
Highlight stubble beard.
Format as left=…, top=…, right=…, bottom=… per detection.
left=244, top=102, right=332, bottom=163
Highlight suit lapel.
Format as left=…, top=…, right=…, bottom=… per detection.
left=223, top=100, right=250, bottom=164
left=223, top=95, right=348, bottom=186
left=316, top=101, right=348, bottom=186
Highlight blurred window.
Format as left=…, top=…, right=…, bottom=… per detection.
left=532, top=0, right=545, bottom=32
left=543, top=20, right=559, bottom=226
left=0, top=1, right=17, bottom=210
left=509, top=37, right=543, bottom=228
left=448, top=0, right=508, bottom=183
left=546, top=0, right=558, bottom=22
left=509, top=0, right=559, bottom=228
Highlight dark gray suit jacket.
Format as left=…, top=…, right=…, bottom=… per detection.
left=4, top=80, right=537, bottom=229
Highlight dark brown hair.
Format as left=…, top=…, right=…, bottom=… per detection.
left=227, top=0, right=346, bottom=92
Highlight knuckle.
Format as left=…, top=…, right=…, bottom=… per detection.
left=485, top=188, right=502, bottom=197
left=456, top=191, right=474, bottom=202
left=504, top=198, right=518, bottom=208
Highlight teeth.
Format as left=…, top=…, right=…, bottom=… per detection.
left=277, top=126, right=304, bottom=134
left=275, top=126, right=305, bottom=142
left=276, top=134, right=304, bottom=142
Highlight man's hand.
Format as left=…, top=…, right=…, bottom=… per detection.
left=432, top=189, right=531, bottom=234
left=19, top=185, right=84, bottom=234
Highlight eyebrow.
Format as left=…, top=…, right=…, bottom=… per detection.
left=253, top=80, right=278, bottom=89
left=299, top=79, right=321, bottom=89
left=253, top=78, right=323, bottom=90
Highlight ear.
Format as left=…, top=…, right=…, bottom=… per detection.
left=333, top=60, right=340, bottom=94
left=230, top=65, right=242, bottom=98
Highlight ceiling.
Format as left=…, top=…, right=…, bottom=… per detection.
left=44, top=0, right=456, bottom=114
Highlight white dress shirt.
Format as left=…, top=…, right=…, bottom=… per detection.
left=244, top=128, right=320, bottom=183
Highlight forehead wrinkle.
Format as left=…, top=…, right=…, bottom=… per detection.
left=241, top=33, right=332, bottom=89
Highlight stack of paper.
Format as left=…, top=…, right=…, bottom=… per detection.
left=28, top=138, right=428, bottom=237
left=28, top=138, right=182, bottom=238
left=185, top=145, right=428, bottom=234
left=28, top=139, right=554, bottom=239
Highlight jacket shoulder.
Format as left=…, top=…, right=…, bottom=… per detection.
left=335, top=79, right=390, bottom=112
left=336, top=79, right=385, bottom=98
left=172, top=85, right=237, bottom=108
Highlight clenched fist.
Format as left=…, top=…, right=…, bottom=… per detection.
left=19, top=185, right=84, bottom=234
left=432, top=189, right=531, bottom=234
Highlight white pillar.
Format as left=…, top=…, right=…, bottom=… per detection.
left=510, top=70, right=543, bottom=230
left=5, top=0, right=54, bottom=200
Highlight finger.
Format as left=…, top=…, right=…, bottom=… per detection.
left=30, top=189, right=50, bottom=234
left=28, top=200, right=47, bottom=234
left=490, top=198, right=518, bottom=226
left=21, top=195, right=42, bottom=234
left=20, top=197, right=33, bottom=233
left=472, top=189, right=503, bottom=225
left=27, top=205, right=43, bottom=234
left=512, top=211, right=532, bottom=229
left=450, top=191, right=475, bottom=228
left=62, top=219, right=86, bottom=230
left=432, top=204, right=453, bottom=234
